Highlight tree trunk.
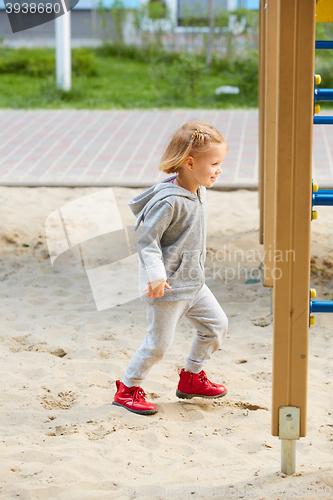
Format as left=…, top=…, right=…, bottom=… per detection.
left=206, top=0, right=214, bottom=68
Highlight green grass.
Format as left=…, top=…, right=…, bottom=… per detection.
left=0, top=46, right=259, bottom=109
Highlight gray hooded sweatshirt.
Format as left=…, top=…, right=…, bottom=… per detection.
left=128, top=174, right=208, bottom=303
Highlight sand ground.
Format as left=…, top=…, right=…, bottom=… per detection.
left=0, top=186, right=332, bottom=500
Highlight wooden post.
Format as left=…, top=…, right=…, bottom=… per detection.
left=263, top=0, right=278, bottom=287
left=258, top=0, right=266, bottom=246
left=272, top=0, right=315, bottom=448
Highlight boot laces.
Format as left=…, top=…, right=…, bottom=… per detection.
left=199, top=370, right=218, bottom=388
left=199, top=370, right=210, bottom=385
left=130, top=386, right=146, bottom=401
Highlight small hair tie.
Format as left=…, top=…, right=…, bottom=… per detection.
left=190, top=139, right=193, bottom=143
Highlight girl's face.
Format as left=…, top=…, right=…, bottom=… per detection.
left=190, top=143, right=228, bottom=187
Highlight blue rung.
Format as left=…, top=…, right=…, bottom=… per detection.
left=315, top=41, right=333, bottom=49
left=312, top=190, right=333, bottom=206
left=314, top=89, right=333, bottom=102
left=313, top=116, right=333, bottom=124
left=310, top=300, right=333, bottom=313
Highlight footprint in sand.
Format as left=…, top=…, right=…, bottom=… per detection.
left=157, top=402, right=205, bottom=421
left=41, top=389, right=78, bottom=410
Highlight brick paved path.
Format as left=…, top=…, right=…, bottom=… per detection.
left=0, top=109, right=332, bottom=188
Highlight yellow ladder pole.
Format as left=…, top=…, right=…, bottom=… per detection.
left=272, top=0, right=315, bottom=474
left=259, top=0, right=266, bottom=246
left=263, top=0, right=278, bottom=288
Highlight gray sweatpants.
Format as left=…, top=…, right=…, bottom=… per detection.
left=122, top=284, right=228, bottom=388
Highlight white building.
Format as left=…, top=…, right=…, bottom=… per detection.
left=0, top=0, right=258, bottom=47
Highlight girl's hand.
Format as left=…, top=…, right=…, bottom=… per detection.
left=142, top=280, right=172, bottom=298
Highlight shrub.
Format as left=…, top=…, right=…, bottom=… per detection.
left=0, top=47, right=98, bottom=78
left=234, top=53, right=258, bottom=97
left=72, top=48, right=98, bottom=77
left=0, top=48, right=54, bottom=77
left=150, top=52, right=205, bottom=99
left=96, top=41, right=180, bottom=64
left=210, top=52, right=258, bottom=103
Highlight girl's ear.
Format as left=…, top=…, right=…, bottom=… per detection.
left=184, top=155, right=194, bottom=169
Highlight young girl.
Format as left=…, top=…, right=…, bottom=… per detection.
left=113, top=121, right=229, bottom=415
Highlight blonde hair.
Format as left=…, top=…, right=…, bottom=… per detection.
left=158, top=120, right=228, bottom=174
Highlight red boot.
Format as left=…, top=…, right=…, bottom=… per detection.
left=112, top=380, right=158, bottom=415
left=176, top=368, right=227, bottom=399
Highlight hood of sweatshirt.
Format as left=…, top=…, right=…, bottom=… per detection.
left=128, top=174, right=205, bottom=231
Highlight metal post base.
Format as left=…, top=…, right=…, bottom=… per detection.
left=281, top=439, right=296, bottom=475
